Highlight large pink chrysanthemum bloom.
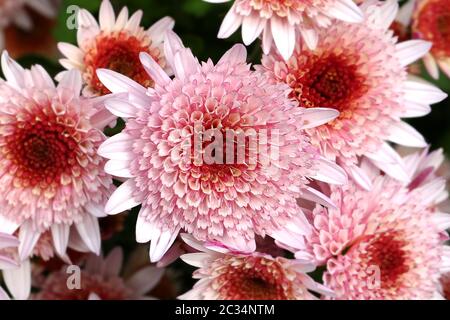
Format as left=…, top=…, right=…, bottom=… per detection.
left=397, top=0, right=450, bottom=79
left=203, top=0, right=364, bottom=60
left=0, top=0, right=56, bottom=49
left=280, top=148, right=450, bottom=299
left=96, top=30, right=347, bottom=262
left=178, top=234, right=332, bottom=300
left=57, top=0, right=174, bottom=96
left=0, top=51, right=116, bottom=265
left=258, top=0, right=447, bottom=189
left=33, top=247, right=164, bottom=300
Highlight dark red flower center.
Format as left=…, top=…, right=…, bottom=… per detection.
left=364, top=231, right=410, bottom=289
left=288, top=53, right=367, bottom=112
left=415, top=0, right=450, bottom=57
left=6, top=119, right=78, bottom=188
left=215, top=256, right=291, bottom=299
left=85, top=32, right=158, bottom=95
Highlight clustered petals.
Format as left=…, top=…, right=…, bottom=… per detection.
left=178, top=235, right=332, bottom=300
left=285, top=150, right=450, bottom=299
left=58, top=0, right=174, bottom=96
left=97, top=30, right=348, bottom=262
left=204, top=0, right=364, bottom=59
left=0, top=0, right=449, bottom=302
left=259, top=0, right=447, bottom=188
left=411, top=0, right=450, bottom=79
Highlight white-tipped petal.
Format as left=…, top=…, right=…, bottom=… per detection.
left=147, top=16, right=175, bottom=44
left=98, top=133, right=134, bottom=160
left=218, top=7, right=243, bottom=39
left=403, top=101, right=431, bottom=118
left=149, top=228, right=180, bottom=262
left=423, top=53, right=440, bottom=80
left=271, top=17, right=295, bottom=60
left=1, top=51, right=25, bottom=89
left=57, top=69, right=82, bottom=94
left=18, top=223, right=40, bottom=261
left=403, top=80, right=447, bottom=104
left=218, top=44, right=247, bottom=65
left=96, top=69, right=148, bottom=104
left=139, top=52, right=171, bottom=86
left=51, top=224, right=70, bottom=258
left=105, top=159, right=134, bottom=178
left=3, top=260, right=31, bottom=300
left=99, top=0, right=115, bottom=31
left=345, top=164, right=373, bottom=191
left=75, top=215, right=101, bottom=255
left=396, top=40, right=431, bottom=67
left=311, top=158, right=348, bottom=185
left=299, top=186, right=337, bottom=209
left=57, top=42, right=84, bottom=64
left=105, top=98, right=140, bottom=118
left=241, top=13, right=265, bottom=45
left=387, top=121, right=427, bottom=147
left=180, top=253, right=212, bottom=268
left=300, top=28, right=318, bottom=51
left=328, top=0, right=364, bottom=23
left=105, top=180, right=141, bottom=215
left=300, top=108, right=339, bottom=129
left=135, top=211, right=155, bottom=243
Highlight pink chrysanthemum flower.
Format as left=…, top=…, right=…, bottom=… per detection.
left=96, top=31, right=347, bottom=261
left=0, top=0, right=56, bottom=49
left=282, top=149, right=450, bottom=299
left=178, top=234, right=332, bottom=300
left=204, top=0, right=364, bottom=60
left=398, top=0, right=450, bottom=79
left=258, top=0, right=447, bottom=189
left=0, top=51, right=115, bottom=262
left=57, top=0, right=174, bottom=96
left=34, top=247, right=164, bottom=300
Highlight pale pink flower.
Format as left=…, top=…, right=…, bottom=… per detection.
left=0, top=0, right=56, bottom=49
left=96, top=31, right=347, bottom=262
left=57, top=0, right=174, bottom=96
left=282, top=149, right=450, bottom=299
left=258, top=0, right=447, bottom=189
left=0, top=51, right=116, bottom=263
left=204, top=0, right=364, bottom=60
left=178, top=234, right=332, bottom=300
left=398, top=0, right=450, bottom=79
left=34, top=247, right=164, bottom=300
